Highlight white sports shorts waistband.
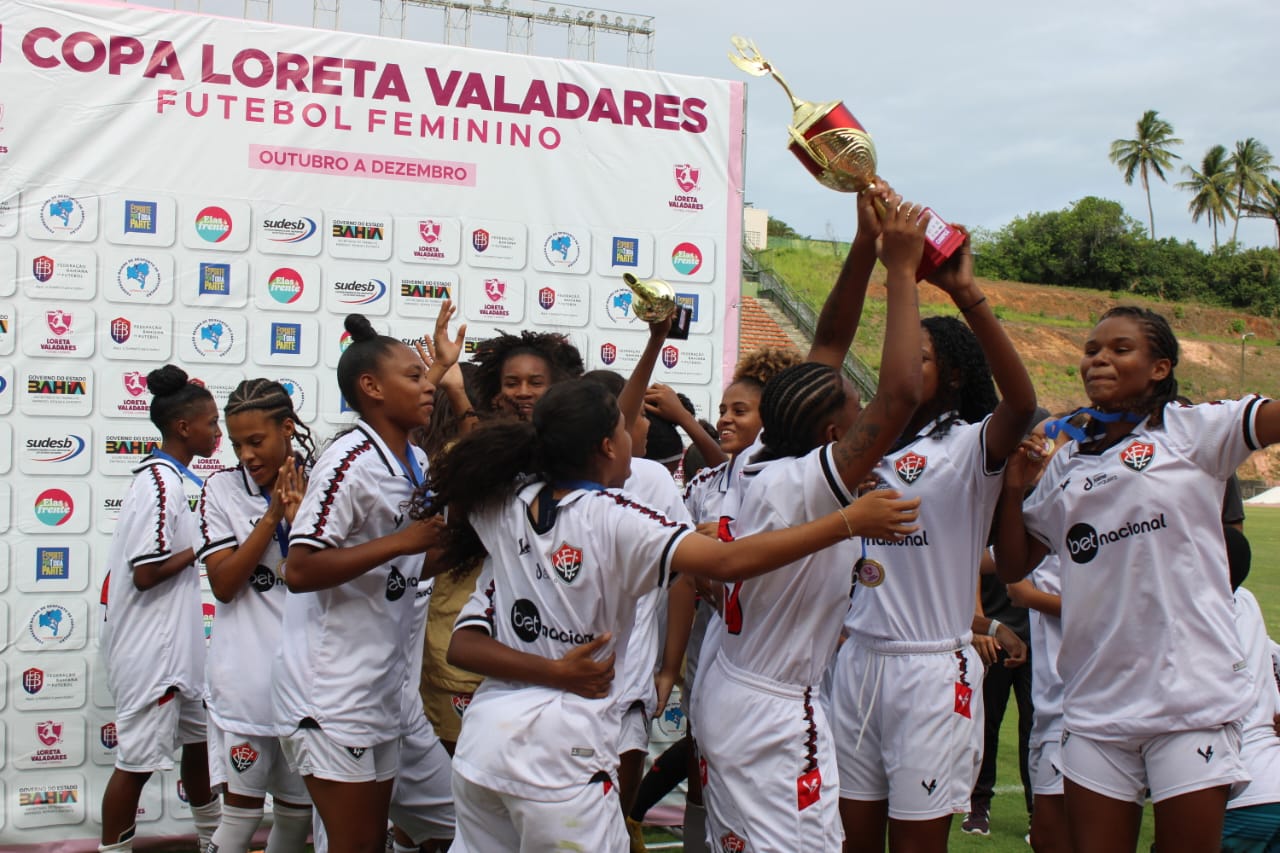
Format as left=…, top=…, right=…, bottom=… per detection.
left=711, top=654, right=811, bottom=700
left=847, top=630, right=971, bottom=655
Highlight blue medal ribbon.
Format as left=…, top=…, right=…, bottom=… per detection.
left=397, top=445, right=424, bottom=487
left=150, top=449, right=204, bottom=488
left=259, top=493, right=290, bottom=557
left=1044, top=408, right=1145, bottom=443
left=554, top=479, right=606, bottom=493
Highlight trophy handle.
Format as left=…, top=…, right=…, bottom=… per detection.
left=728, top=35, right=803, bottom=111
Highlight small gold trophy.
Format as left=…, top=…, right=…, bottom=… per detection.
left=729, top=35, right=877, bottom=193
left=729, top=36, right=967, bottom=278
left=622, top=273, right=677, bottom=322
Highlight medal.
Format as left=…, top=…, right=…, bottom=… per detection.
left=276, top=558, right=287, bottom=580
left=855, top=557, right=886, bottom=588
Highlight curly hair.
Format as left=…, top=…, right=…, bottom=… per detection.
left=733, top=346, right=804, bottom=389
left=922, top=316, right=998, bottom=428
left=412, top=379, right=619, bottom=568
left=471, top=330, right=584, bottom=414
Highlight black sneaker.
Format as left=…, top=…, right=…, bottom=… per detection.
left=961, top=809, right=991, bottom=836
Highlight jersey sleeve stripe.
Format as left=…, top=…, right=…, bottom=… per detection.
left=454, top=615, right=495, bottom=636
left=1242, top=395, right=1266, bottom=451
left=658, top=528, right=692, bottom=590
left=304, top=440, right=373, bottom=541
left=819, top=444, right=855, bottom=507
left=287, top=534, right=332, bottom=551
left=978, top=416, right=1004, bottom=477
left=197, top=536, right=238, bottom=560
left=146, top=465, right=170, bottom=555
left=130, top=550, right=171, bottom=568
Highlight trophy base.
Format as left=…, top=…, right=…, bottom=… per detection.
left=917, top=208, right=967, bottom=281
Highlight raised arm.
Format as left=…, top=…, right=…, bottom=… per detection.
left=618, top=314, right=675, bottom=429
left=925, top=227, right=1036, bottom=461
left=828, top=197, right=926, bottom=491
left=808, top=182, right=892, bottom=368
left=645, top=383, right=728, bottom=467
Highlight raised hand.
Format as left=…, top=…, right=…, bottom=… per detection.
left=877, top=194, right=930, bottom=274
left=923, top=224, right=975, bottom=296
left=432, top=300, right=466, bottom=370
left=644, top=383, right=688, bottom=422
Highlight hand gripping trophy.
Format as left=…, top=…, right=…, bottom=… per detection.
left=729, top=36, right=965, bottom=277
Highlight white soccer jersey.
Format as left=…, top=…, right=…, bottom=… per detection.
left=452, top=481, right=692, bottom=800
left=273, top=421, right=431, bottom=744
left=683, top=458, right=730, bottom=525
left=1230, top=586, right=1280, bottom=809
left=616, top=458, right=693, bottom=715
left=101, top=456, right=205, bottom=716
left=1028, top=554, right=1064, bottom=747
left=843, top=415, right=1001, bottom=645
left=199, top=465, right=292, bottom=736
left=1023, top=398, right=1263, bottom=740
left=401, top=566, right=436, bottom=730
left=718, top=443, right=858, bottom=687
left=716, top=436, right=764, bottom=538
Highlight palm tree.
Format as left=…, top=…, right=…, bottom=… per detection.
left=1239, top=177, right=1280, bottom=248
left=1109, top=110, right=1183, bottom=239
left=1176, top=144, right=1234, bottom=250
left=1228, top=137, right=1278, bottom=244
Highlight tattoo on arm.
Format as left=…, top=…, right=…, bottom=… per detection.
left=833, top=420, right=882, bottom=472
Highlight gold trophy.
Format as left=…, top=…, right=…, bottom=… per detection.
left=729, top=35, right=877, bottom=193
left=622, top=273, right=677, bottom=322
left=729, top=36, right=966, bottom=278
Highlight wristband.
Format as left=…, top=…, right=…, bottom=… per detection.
left=960, top=295, right=987, bottom=314
left=987, top=619, right=1002, bottom=637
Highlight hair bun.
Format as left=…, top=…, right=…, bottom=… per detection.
left=146, top=364, right=191, bottom=398
left=344, top=314, right=378, bottom=344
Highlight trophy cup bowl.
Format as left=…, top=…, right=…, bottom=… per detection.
left=622, top=273, right=678, bottom=323
left=729, top=35, right=966, bottom=279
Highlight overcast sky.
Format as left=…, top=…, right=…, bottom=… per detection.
left=150, top=0, right=1280, bottom=249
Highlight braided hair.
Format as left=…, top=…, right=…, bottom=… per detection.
left=758, top=362, right=849, bottom=460
left=1097, top=305, right=1179, bottom=427
left=922, top=316, right=998, bottom=429
left=224, top=378, right=317, bottom=468
left=472, top=330, right=584, bottom=414
left=147, top=364, right=214, bottom=436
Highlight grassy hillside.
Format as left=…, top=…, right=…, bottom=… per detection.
left=755, top=243, right=1280, bottom=482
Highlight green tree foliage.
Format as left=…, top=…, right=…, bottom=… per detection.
left=1230, top=139, right=1279, bottom=244
left=767, top=216, right=803, bottom=239
left=1177, top=144, right=1235, bottom=250
left=1241, top=178, right=1280, bottom=249
left=974, top=196, right=1280, bottom=314
left=1109, top=110, right=1183, bottom=239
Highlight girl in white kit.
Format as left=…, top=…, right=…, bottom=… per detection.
left=200, top=378, right=315, bottom=853
left=273, top=314, right=444, bottom=853
left=996, top=305, right=1280, bottom=853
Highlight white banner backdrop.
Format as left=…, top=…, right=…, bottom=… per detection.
left=0, top=0, right=744, bottom=846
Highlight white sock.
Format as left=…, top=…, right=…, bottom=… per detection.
left=190, top=798, right=223, bottom=851
left=265, top=803, right=312, bottom=853
left=99, top=838, right=133, bottom=853
left=683, top=802, right=709, bottom=853
left=207, top=803, right=263, bottom=853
